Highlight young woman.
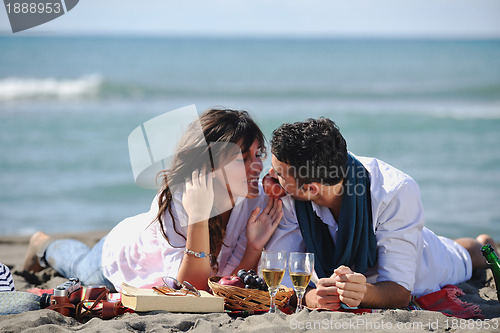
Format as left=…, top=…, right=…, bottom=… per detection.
left=24, top=108, right=282, bottom=292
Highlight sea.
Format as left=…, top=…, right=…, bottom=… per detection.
left=1, top=36, right=499, bottom=241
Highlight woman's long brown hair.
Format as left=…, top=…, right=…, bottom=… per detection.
left=155, top=108, right=266, bottom=270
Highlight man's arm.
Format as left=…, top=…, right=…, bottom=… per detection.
left=361, top=281, right=411, bottom=308
left=304, top=266, right=411, bottom=309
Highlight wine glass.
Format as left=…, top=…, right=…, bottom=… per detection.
left=288, top=252, right=314, bottom=312
left=260, top=250, right=287, bottom=313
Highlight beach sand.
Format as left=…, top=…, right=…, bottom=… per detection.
left=1, top=231, right=499, bottom=332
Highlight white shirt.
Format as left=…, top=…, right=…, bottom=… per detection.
left=102, top=189, right=264, bottom=291
left=265, top=153, right=472, bottom=296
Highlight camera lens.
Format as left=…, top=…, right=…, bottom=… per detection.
left=39, top=293, right=52, bottom=309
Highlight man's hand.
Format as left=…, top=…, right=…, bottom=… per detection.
left=304, top=265, right=367, bottom=310
left=307, top=277, right=341, bottom=310
left=332, top=265, right=367, bottom=308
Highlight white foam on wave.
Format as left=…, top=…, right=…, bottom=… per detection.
left=0, top=74, right=103, bottom=101
left=426, top=103, right=500, bottom=120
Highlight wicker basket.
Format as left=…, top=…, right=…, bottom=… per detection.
left=208, top=276, right=294, bottom=311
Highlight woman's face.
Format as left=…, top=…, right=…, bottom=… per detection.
left=213, top=139, right=264, bottom=200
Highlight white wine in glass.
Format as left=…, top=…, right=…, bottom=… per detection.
left=260, top=250, right=287, bottom=313
left=288, top=252, right=314, bottom=312
left=262, top=269, right=286, bottom=289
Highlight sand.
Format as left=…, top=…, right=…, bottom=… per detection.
left=1, top=231, right=499, bottom=332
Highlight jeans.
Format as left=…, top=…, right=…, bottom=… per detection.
left=44, top=236, right=116, bottom=292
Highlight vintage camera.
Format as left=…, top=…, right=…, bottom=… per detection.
left=42, top=278, right=125, bottom=320
left=42, top=278, right=83, bottom=316
left=53, top=278, right=82, bottom=300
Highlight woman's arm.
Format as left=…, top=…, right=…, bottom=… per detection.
left=176, top=169, right=214, bottom=291
left=177, top=220, right=212, bottom=290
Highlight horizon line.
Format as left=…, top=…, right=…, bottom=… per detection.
left=1, top=32, right=500, bottom=41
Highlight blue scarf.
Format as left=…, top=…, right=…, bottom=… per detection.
left=294, top=154, right=377, bottom=278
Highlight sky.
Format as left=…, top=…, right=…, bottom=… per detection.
left=1, top=0, right=500, bottom=38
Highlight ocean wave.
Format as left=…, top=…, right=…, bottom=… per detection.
left=1, top=74, right=499, bottom=103
left=0, top=74, right=103, bottom=101
left=428, top=106, right=500, bottom=120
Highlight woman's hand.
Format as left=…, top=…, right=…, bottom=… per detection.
left=245, top=198, right=283, bottom=251
left=182, top=167, right=215, bottom=224
left=178, top=167, right=214, bottom=291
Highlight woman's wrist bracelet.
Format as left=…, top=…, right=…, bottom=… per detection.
left=184, top=248, right=212, bottom=259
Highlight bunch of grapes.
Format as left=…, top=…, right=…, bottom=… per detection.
left=237, top=269, right=268, bottom=291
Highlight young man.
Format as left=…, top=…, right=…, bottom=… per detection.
left=265, top=117, right=495, bottom=309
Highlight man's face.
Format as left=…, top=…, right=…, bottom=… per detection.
left=270, top=154, right=310, bottom=201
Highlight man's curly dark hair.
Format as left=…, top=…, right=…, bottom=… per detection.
left=271, top=117, right=348, bottom=187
